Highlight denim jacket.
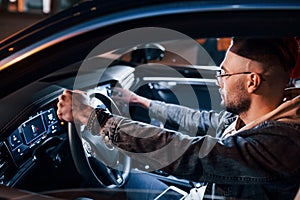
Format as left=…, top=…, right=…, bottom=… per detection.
left=101, top=96, right=300, bottom=199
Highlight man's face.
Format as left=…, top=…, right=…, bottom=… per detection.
left=218, top=51, right=251, bottom=115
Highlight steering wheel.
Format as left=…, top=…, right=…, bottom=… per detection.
left=68, top=91, right=131, bottom=188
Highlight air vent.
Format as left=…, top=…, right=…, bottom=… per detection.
left=0, top=142, right=16, bottom=185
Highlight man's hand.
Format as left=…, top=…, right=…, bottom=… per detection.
left=57, top=90, right=94, bottom=125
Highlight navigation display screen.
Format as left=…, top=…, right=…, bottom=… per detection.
left=22, top=114, right=46, bottom=144
left=7, top=107, right=60, bottom=164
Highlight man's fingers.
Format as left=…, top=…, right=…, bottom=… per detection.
left=73, top=89, right=87, bottom=95
left=58, top=94, right=65, bottom=101
left=112, top=87, right=123, bottom=92
left=63, top=89, right=72, bottom=94
left=57, top=90, right=74, bottom=121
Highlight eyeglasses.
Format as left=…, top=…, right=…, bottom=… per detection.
left=215, top=71, right=251, bottom=86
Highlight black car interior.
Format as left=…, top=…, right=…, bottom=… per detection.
left=0, top=36, right=226, bottom=199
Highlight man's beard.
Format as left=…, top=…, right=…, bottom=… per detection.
left=226, top=96, right=250, bottom=115
left=220, top=84, right=250, bottom=115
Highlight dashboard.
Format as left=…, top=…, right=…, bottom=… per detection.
left=0, top=100, right=67, bottom=187
left=0, top=81, right=116, bottom=188
left=6, top=81, right=114, bottom=166
left=7, top=107, right=61, bottom=166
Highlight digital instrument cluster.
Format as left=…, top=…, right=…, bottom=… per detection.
left=7, top=107, right=60, bottom=164
left=6, top=83, right=112, bottom=166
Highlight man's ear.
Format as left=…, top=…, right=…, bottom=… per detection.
left=247, top=73, right=262, bottom=93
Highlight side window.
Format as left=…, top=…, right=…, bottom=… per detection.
left=127, top=38, right=227, bottom=125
